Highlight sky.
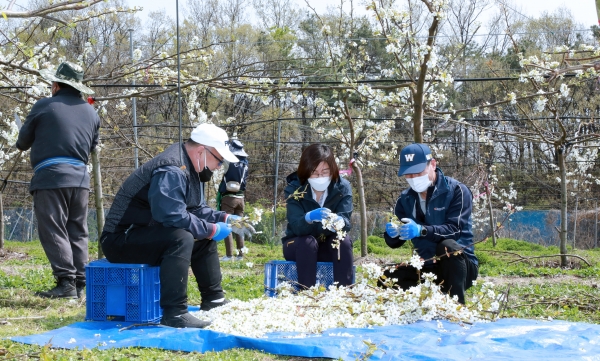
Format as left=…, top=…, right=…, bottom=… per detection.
left=121, top=0, right=600, bottom=28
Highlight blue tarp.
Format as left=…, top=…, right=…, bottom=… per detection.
left=10, top=316, right=600, bottom=360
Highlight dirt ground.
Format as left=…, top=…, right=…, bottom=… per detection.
left=480, top=275, right=600, bottom=288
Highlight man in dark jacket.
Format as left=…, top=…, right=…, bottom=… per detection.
left=218, top=138, right=249, bottom=261
left=101, top=123, right=254, bottom=329
left=383, top=143, right=478, bottom=304
left=16, top=62, right=100, bottom=299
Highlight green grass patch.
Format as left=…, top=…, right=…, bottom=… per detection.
left=0, top=237, right=598, bottom=360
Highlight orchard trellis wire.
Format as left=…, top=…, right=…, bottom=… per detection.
left=0, top=1, right=599, bottom=253
left=1, top=96, right=598, bottom=246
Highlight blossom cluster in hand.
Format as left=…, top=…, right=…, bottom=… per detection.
left=321, top=212, right=347, bottom=260
left=192, top=263, right=501, bottom=338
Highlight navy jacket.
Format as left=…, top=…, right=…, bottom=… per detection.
left=16, top=87, right=100, bottom=192
left=218, top=157, right=248, bottom=195
left=282, top=172, right=353, bottom=242
left=103, top=143, right=226, bottom=240
left=384, top=168, right=478, bottom=266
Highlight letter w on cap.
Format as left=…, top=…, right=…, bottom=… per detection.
left=404, top=154, right=415, bottom=162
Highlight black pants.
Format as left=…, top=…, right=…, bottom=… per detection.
left=101, top=224, right=224, bottom=316
left=381, top=239, right=478, bottom=304
left=283, top=234, right=354, bottom=288
left=34, top=188, right=89, bottom=283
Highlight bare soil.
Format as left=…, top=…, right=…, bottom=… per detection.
left=480, top=274, right=600, bottom=288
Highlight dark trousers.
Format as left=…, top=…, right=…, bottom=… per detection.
left=220, top=196, right=244, bottom=257
left=34, top=188, right=89, bottom=283
left=381, top=239, right=478, bottom=304
left=101, top=224, right=224, bottom=316
left=283, top=234, right=354, bottom=288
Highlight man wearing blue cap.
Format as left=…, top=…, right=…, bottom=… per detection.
left=383, top=143, right=478, bottom=304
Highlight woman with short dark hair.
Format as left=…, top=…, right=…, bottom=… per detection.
left=282, top=144, right=354, bottom=288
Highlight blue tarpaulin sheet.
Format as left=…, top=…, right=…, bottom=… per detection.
left=10, top=317, right=600, bottom=360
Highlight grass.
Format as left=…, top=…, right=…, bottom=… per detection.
left=0, top=237, right=599, bottom=360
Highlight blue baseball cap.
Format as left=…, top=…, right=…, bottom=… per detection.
left=398, top=143, right=433, bottom=176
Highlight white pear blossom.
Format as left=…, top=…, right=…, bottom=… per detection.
left=192, top=263, right=500, bottom=338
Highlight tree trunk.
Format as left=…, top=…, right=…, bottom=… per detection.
left=353, top=162, right=368, bottom=257
left=486, top=180, right=497, bottom=247
left=91, top=148, right=105, bottom=259
left=0, top=193, right=4, bottom=252
left=557, top=146, right=568, bottom=266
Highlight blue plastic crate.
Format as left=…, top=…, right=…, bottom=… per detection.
left=264, top=260, right=355, bottom=297
left=85, top=259, right=162, bottom=323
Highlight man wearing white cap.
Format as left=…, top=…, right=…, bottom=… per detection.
left=101, top=123, right=253, bottom=328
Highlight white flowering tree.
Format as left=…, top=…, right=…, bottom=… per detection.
left=0, top=0, right=121, bottom=250
left=436, top=41, right=600, bottom=264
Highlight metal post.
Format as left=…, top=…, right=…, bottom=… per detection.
left=92, top=148, right=105, bottom=258
left=272, top=106, right=282, bottom=241
left=28, top=201, right=34, bottom=241
left=486, top=179, right=497, bottom=247
left=128, top=29, right=139, bottom=169
left=176, top=0, right=183, bottom=164
left=573, top=196, right=578, bottom=249
left=595, top=199, right=598, bottom=249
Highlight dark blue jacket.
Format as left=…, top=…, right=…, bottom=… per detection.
left=16, top=87, right=100, bottom=192
left=282, top=172, right=353, bottom=242
left=218, top=157, right=248, bottom=195
left=103, top=143, right=226, bottom=240
left=384, top=168, right=478, bottom=266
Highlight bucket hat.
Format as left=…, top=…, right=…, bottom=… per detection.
left=39, top=62, right=94, bottom=94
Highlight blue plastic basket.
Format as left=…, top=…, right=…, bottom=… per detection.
left=85, top=259, right=162, bottom=323
left=264, top=260, right=354, bottom=297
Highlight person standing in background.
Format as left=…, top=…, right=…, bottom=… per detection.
left=218, top=138, right=249, bottom=261
left=16, top=62, right=100, bottom=299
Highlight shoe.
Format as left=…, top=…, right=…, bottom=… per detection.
left=36, top=278, right=77, bottom=299
left=76, top=281, right=86, bottom=299
left=235, top=256, right=243, bottom=261
left=200, top=298, right=230, bottom=311
left=220, top=256, right=233, bottom=261
left=160, top=312, right=211, bottom=328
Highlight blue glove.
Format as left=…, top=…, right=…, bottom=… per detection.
left=385, top=222, right=401, bottom=238
left=212, top=222, right=232, bottom=241
left=226, top=215, right=242, bottom=224
left=399, top=218, right=422, bottom=240
left=305, top=208, right=331, bottom=223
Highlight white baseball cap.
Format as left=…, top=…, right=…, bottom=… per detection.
left=190, top=123, right=239, bottom=163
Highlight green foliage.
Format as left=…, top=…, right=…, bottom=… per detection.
left=478, top=238, right=546, bottom=252
left=359, top=235, right=394, bottom=255
left=245, top=202, right=287, bottom=245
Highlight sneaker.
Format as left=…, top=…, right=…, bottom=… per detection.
left=36, top=278, right=77, bottom=299
left=200, top=298, right=230, bottom=311
left=220, top=256, right=233, bottom=261
left=235, top=256, right=243, bottom=261
left=160, top=312, right=211, bottom=328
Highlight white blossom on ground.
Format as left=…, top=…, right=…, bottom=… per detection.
left=192, top=263, right=500, bottom=338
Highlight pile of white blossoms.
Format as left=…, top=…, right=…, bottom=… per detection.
left=193, top=263, right=501, bottom=338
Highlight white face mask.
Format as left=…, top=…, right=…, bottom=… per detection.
left=406, top=174, right=431, bottom=193
left=308, top=176, right=331, bottom=191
